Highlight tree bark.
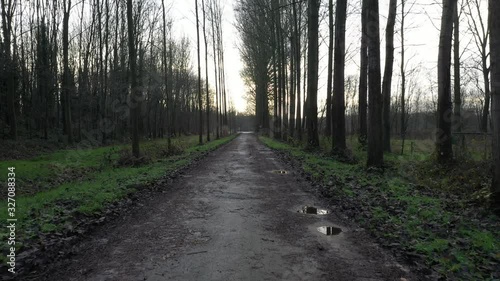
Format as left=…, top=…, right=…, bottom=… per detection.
left=358, top=0, right=368, bottom=145
left=202, top=0, right=210, bottom=141
left=325, top=0, right=333, bottom=137
left=453, top=4, right=462, bottom=133
left=436, top=0, right=457, bottom=163
left=196, top=0, right=203, bottom=144
left=127, top=0, right=140, bottom=157
left=382, top=0, right=397, bottom=153
left=366, top=0, right=384, bottom=167
left=332, top=0, right=347, bottom=151
left=306, top=0, right=319, bottom=148
left=489, top=0, right=500, bottom=212
left=400, top=0, right=407, bottom=154
left=62, top=0, right=73, bottom=144
left=1, top=0, right=17, bottom=140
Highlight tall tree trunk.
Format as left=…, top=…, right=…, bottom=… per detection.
left=325, top=0, right=333, bottom=137
left=358, top=0, right=368, bottom=145
left=453, top=5, right=462, bottom=133
left=332, top=0, right=347, bottom=151
left=400, top=0, right=407, bottom=154
left=289, top=34, right=296, bottom=138
left=436, top=0, right=457, bottom=163
left=366, top=0, right=384, bottom=167
left=382, top=0, right=397, bottom=153
left=489, top=0, right=500, bottom=213
left=127, top=0, right=140, bottom=157
left=195, top=0, right=203, bottom=144
left=62, top=0, right=73, bottom=144
left=293, top=1, right=302, bottom=141
left=1, top=0, right=17, bottom=140
left=306, top=0, right=319, bottom=148
left=210, top=1, right=220, bottom=138
left=202, top=0, right=210, bottom=141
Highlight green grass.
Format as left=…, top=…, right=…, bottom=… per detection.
left=0, top=134, right=236, bottom=263
left=0, top=136, right=212, bottom=197
left=259, top=136, right=499, bottom=280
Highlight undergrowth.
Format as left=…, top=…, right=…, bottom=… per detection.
left=259, top=136, right=499, bottom=280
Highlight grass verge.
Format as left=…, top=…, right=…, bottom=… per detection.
left=0, top=134, right=237, bottom=265
left=259, top=136, right=499, bottom=280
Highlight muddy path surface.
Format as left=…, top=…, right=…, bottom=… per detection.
left=29, top=133, right=416, bottom=281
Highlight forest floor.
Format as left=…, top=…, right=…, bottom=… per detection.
left=5, top=133, right=422, bottom=281
left=260, top=136, right=499, bottom=280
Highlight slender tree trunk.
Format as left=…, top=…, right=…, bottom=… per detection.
left=62, top=0, right=73, bottom=144
left=453, top=5, right=462, bottom=134
left=332, top=0, right=347, bottom=151
left=306, top=0, right=319, bottom=148
left=325, top=0, right=333, bottom=137
left=202, top=0, right=210, bottom=141
left=289, top=34, right=296, bottom=138
left=400, top=0, right=407, bottom=155
left=358, top=0, right=368, bottom=145
left=127, top=0, right=140, bottom=157
left=293, top=1, right=302, bottom=141
left=195, top=0, right=203, bottom=144
left=366, top=0, right=384, bottom=167
left=436, top=0, right=457, bottom=163
left=489, top=0, right=500, bottom=213
left=1, top=0, right=17, bottom=140
left=161, top=0, right=171, bottom=149
left=382, top=0, right=397, bottom=153
left=210, top=1, right=220, bottom=139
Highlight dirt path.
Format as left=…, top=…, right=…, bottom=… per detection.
left=32, top=133, right=415, bottom=281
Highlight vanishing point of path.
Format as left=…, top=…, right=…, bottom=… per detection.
left=34, top=133, right=415, bottom=281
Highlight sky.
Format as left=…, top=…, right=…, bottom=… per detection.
left=167, top=0, right=487, bottom=113
left=170, top=0, right=247, bottom=112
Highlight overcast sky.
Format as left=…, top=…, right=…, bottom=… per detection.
left=168, top=0, right=487, bottom=113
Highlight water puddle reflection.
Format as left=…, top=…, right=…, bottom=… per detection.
left=298, top=206, right=330, bottom=215
left=317, top=226, right=342, bottom=236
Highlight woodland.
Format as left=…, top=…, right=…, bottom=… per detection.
left=0, top=0, right=499, bottom=279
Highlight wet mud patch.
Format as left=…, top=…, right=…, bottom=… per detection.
left=317, top=226, right=342, bottom=236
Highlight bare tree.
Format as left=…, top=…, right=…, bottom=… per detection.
left=62, top=0, right=73, bottom=144
left=453, top=1, right=462, bottom=133
left=436, top=0, right=457, bottom=163
left=366, top=0, right=384, bottom=167
left=325, top=0, right=333, bottom=137
left=358, top=0, right=368, bottom=145
left=1, top=0, right=17, bottom=140
left=465, top=0, right=490, bottom=132
left=127, top=0, right=140, bottom=157
left=196, top=0, right=203, bottom=144
left=332, top=0, right=347, bottom=152
left=489, top=0, right=500, bottom=213
left=306, top=0, right=319, bottom=148
left=382, top=0, right=397, bottom=153
left=202, top=0, right=210, bottom=141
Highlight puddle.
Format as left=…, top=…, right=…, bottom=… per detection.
left=271, top=170, right=288, bottom=174
left=298, top=206, right=330, bottom=215
left=317, top=226, right=342, bottom=236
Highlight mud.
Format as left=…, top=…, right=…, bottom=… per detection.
left=27, top=133, right=416, bottom=281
